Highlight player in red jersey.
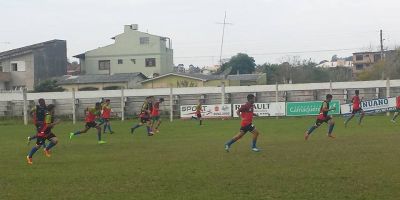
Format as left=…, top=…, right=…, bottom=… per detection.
left=224, top=94, right=261, bottom=152
left=304, top=94, right=336, bottom=140
left=344, top=90, right=365, bottom=127
left=191, top=99, right=203, bottom=125
left=102, top=99, right=114, bottom=134
left=151, top=98, right=164, bottom=133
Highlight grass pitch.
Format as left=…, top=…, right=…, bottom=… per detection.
left=1, top=116, right=400, bottom=200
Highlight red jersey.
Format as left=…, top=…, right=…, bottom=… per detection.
left=102, top=104, right=111, bottom=119
left=85, top=108, right=100, bottom=122
left=352, top=96, right=361, bottom=110
left=151, top=102, right=161, bottom=116
left=238, top=102, right=254, bottom=127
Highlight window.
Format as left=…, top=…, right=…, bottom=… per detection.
left=0, top=62, right=2, bottom=72
left=374, top=54, right=381, bottom=62
left=98, top=60, right=110, bottom=70
left=355, top=55, right=363, bottom=61
left=118, top=59, right=123, bottom=64
left=11, top=63, right=18, bottom=71
left=131, top=59, right=136, bottom=64
left=140, top=37, right=149, bottom=45
left=145, top=58, right=156, bottom=67
left=355, top=64, right=363, bottom=70
left=364, top=54, right=369, bottom=57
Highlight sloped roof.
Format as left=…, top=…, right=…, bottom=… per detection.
left=0, top=40, right=65, bottom=60
left=56, top=73, right=147, bottom=85
left=141, top=72, right=263, bottom=83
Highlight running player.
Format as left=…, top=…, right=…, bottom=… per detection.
left=69, top=102, right=106, bottom=144
left=224, top=94, right=261, bottom=152
left=102, top=99, right=114, bottom=134
left=151, top=98, right=164, bottom=133
left=191, top=99, right=203, bottom=125
left=26, top=104, right=60, bottom=164
left=130, top=96, right=153, bottom=136
left=27, top=98, right=47, bottom=146
left=344, top=90, right=365, bottom=127
left=304, top=94, right=336, bottom=140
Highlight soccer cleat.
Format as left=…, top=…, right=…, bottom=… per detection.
left=391, top=119, right=396, bottom=123
left=98, top=140, right=107, bottom=144
left=148, top=133, right=154, bottom=136
left=155, top=129, right=159, bottom=133
left=130, top=128, right=134, bottom=134
left=252, top=147, right=260, bottom=152
left=27, top=136, right=31, bottom=145
left=328, top=134, right=336, bottom=139
left=224, top=144, right=230, bottom=152
left=69, top=132, right=74, bottom=140
left=344, top=121, right=348, bottom=128
left=26, top=156, right=33, bottom=165
left=44, top=149, right=51, bottom=157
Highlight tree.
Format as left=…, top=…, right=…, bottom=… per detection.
left=34, top=80, right=64, bottom=92
left=219, top=53, right=256, bottom=75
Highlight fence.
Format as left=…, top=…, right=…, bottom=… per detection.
left=1, top=79, right=400, bottom=125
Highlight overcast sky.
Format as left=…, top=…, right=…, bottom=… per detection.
left=1, top=0, right=399, bottom=67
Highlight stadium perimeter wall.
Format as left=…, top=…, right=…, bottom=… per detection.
left=0, top=79, right=399, bottom=124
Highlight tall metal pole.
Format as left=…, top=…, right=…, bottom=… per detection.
left=217, top=11, right=232, bottom=66
left=72, top=88, right=76, bottom=124
left=23, top=89, right=28, bottom=125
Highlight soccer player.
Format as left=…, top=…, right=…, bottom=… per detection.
left=130, top=96, right=153, bottom=136
left=27, top=98, right=47, bottom=146
left=191, top=99, right=203, bottom=125
left=304, top=94, right=336, bottom=140
left=391, top=112, right=400, bottom=123
left=102, top=99, right=114, bottom=134
left=26, top=104, right=60, bottom=165
left=224, top=94, right=261, bottom=152
left=151, top=98, right=164, bottom=133
left=344, top=90, right=365, bottom=127
left=69, top=102, right=106, bottom=144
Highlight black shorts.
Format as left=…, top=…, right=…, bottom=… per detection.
left=240, top=123, right=256, bottom=133
left=85, top=121, right=98, bottom=128
left=315, top=116, right=332, bottom=126
left=102, top=118, right=110, bottom=122
left=141, top=117, right=150, bottom=124
left=352, top=108, right=363, bottom=114
left=35, top=133, right=56, bottom=146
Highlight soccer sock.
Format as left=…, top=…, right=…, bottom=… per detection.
left=103, top=124, right=107, bottom=133
left=97, top=130, right=102, bottom=141
left=45, top=142, right=56, bottom=150
left=132, top=124, right=141, bottom=130
left=191, top=116, right=197, bottom=120
left=393, top=113, right=399, bottom=120
left=108, top=124, right=112, bottom=132
left=42, top=142, right=47, bottom=148
left=252, top=139, right=257, bottom=148
left=74, top=131, right=81, bottom=135
left=28, top=146, right=39, bottom=158
left=307, top=126, right=317, bottom=135
left=328, top=124, right=335, bottom=134
left=226, top=139, right=237, bottom=147
left=358, top=115, right=364, bottom=124
left=146, top=126, right=151, bottom=134
left=30, top=135, right=37, bottom=140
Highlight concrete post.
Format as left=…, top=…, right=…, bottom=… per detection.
left=121, top=88, right=125, bottom=121
left=72, top=88, right=76, bottom=124
left=386, top=78, right=391, bottom=116
left=221, top=82, right=225, bottom=106
left=170, top=87, right=173, bottom=122
left=375, top=88, right=380, bottom=99
left=23, top=89, right=28, bottom=125
left=275, top=82, right=279, bottom=119
left=329, top=80, right=333, bottom=94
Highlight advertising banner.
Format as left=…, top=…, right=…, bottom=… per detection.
left=340, top=97, right=397, bottom=115
left=233, top=102, right=286, bottom=117
left=180, top=104, right=232, bottom=118
left=286, top=100, right=341, bottom=116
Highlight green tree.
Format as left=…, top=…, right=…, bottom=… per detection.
left=34, top=80, right=64, bottom=92
left=220, top=53, right=256, bottom=75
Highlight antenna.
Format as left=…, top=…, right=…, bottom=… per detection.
left=216, top=11, right=233, bottom=66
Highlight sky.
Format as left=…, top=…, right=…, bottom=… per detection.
left=1, top=0, right=400, bottom=67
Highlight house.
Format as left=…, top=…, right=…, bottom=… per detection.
left=0, top=40, right=67, bottom=90
left=352, top=50, right=396, bottom=74
left=74, top=24, right=174, bottom=77
left=140, top=72, right=267, bottom=88
left=56, top=73, right=147, bottom=91
left=316, top=60, right=352, bottom=68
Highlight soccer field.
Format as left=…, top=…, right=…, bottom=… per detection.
left=1, top=116, right=400, bottom=200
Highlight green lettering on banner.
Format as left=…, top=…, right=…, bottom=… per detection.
left=286, top=100, right=341, bottom=116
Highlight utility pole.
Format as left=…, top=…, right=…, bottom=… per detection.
left=380, top=29, right=384, bottom=61
left=217, top=11, right=233, bottom=66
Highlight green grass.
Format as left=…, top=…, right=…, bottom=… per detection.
left=1, top=116, right=400, bottom=200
